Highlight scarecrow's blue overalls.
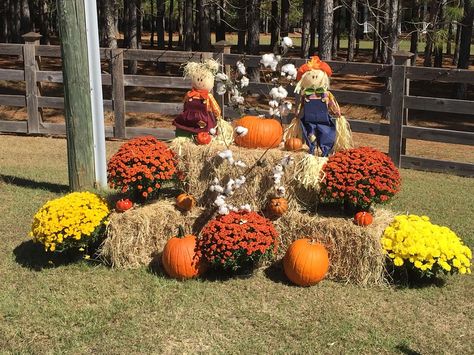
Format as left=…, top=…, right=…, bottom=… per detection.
left=300, top=97, right=336, bottom=156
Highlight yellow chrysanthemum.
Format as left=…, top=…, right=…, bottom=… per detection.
left=30, top=192, right=109, bottom=252
left=381, top=214, right=472, bottom=276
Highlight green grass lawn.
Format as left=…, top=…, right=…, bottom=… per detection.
left=0, top=135, right=473, bottom=354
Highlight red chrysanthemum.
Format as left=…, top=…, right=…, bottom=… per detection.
left=320, top=147, right=401, bottom=209
left=196, top=211, right=279, bottom=271
left=107, top=136, right=178, bottom=201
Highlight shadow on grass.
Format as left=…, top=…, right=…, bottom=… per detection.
left=0, top=174, right=69, bottom=193
left=263, top=261, right=294, bottom=286
left=385, top=264, right=447, bottom=289
left=13, top=240, right=82, bottom=271
left=395, top=343, right=422, bottom=355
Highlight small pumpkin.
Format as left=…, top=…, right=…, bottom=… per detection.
left=196, top=132, right=212, bottom=145
left=162, top=226, right=206, bottom=280
left=176, top=193, right=196, bottom=212
left=234, top=116, right=283, bottom=149
left=285, top=137, right=303, bottom=151
left=267, top=197, right=288, bottom=217
left=115, top=198, right=133, bottom=212
left=283, top=239, right=329, bottom=286
left=354, top=211, right=373, bottom=226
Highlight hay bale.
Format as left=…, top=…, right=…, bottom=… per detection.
left=99, top=200, right=209, bottom=268
left=170, top=139, right=323, bottom=211
left=100, top=197, right=394, bottom=285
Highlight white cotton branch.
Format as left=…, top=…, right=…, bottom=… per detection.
left=276, top=186, right=286, bottom=196
left=218, top=149, right=233, bottom=159
left=281, top=63, right=297, bottom=79
left=209, top=128, right=217, bottom=136
left=216, top=82, right=227, bottom=95
left=260, top=53, right=279, bottom=71
left=234, top=160, right=247, bottom=168
left=280, top=155, right=294, bottom=167
left=214, top=195, right=226, bottom=207
left=269, top=100, right=279, bottom=108
left=218, top=205, right=230, bottom=215
left=240, top=204, right=252, bottom=212
left=273, top=164, right=283, bottom=174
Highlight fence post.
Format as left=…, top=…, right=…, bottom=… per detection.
left=214, top=40, right=232, bottom=119
left=110, top=48, right=126, bottom=139
left=22, top=32, right=42, bottom=134
left=388, top=51, right=413, bottom=167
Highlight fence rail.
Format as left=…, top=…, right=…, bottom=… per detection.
left=0, top=40, right=473, bottom=177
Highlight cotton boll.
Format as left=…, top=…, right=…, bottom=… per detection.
left=273, top=164, right=283, bottom=173
left=218, top=149, right=233, bottom=159
left=214, top=195, right=226, bottom=207
left=240, top=204, right=252, bottom=212
left=234, top=160, right=247, bottom=168
left=277, top=86, right=288, bottom=99
left=276, top=186, right=286, bottom=196
left=268, top=108, right=274, bottom=116
left=240, top=76, right=249, bottom=88
left=260, top=53, right=275, bottom=68
left=218, top=205, right=230, bottom=215
left=269, top=100, right=279, bottom=108
left=216, top=82, right=227, bottom=95
left=213, top=177, right=220, bottom=184
left=214, top=185, right=224, bottom=193
left=209, top=128, right=217, bottom=136
left=281, top=36, right=293, bottom=49
left=216, top=72, right=228, bottom=82
left=269, top=87, right=280, bottom=99
left=236, top=61, right=246, bottom=75
left=228, top=157, right=235, bottom=165
left=235, top=126, right=249, bottom=137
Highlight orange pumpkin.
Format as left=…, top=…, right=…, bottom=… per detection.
left=234, top=116, right=283, bottom=149
left=176, top=193, right=196, bottom=212
left=162, top=227, right=206, bottom=280
left=267, top=197, right=288, bottom=217
left=283, top=239, right=329, bottom=286
left=285, top=137, right=303, bottom=151
left=354, top=211, right=373, bottom=226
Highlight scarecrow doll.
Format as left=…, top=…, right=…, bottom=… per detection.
left=286, top=56, right=352, bottom=156
left=173, top=59, right=223, bottom=138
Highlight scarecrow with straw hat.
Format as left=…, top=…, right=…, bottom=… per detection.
left=286, top=56, right=352, bottom=157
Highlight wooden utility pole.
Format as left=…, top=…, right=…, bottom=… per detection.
left=57, top=0, right=95, bottom=191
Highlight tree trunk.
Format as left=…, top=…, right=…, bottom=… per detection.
left=381, top=0, right=390, bottom=64
left=0, top=0, right=7, bottom=42
left=216, top=0, right=226, bottom=42
left=178, top=0, right=184, bottom=46
left=150, top=0, right=155, bottom=47
left=310, top=0, right=319, bottom=55
left=194, top=0, right=200, bottom=49
left=409, top=0, right=419, bottom=65
left=157, top=0, right=166, bottom=49
left=137, top=0, right=142, bottom=49
left=247, top=0, right=261, bottom=80
left=184, top=0, right=193, bottom=50
left=127, top=0, right=138, bottom=74
left=456, top=0, right=474, bottom=97
left=453, top=21, right=462, bottom=65
left=318, top=0, right=333, bottom=60
left=434, top=2, right=444, bottom=67
left=280, top=0, right=290, bottom=37
left=301, top=0, right=312, bottom=58
left=270, top=0, right=279, bottom=47
left=200, top=0, right=211, bottom=51
left=237, top=0, right=246, bottom=53
left=446, top=22, right=453, bottom=55
left=331, top=0, right=339, bottom=58
left=372, top=0, right=381, bottom=62
left=102, top=0, right=118, bottom=48
left=11, top=0, right=21, bottom=42
left=348, top=0, right=357, bottom=61
left=423, top=0, right=441, bottom=67
left=20, top=0, right=32, bottom=35
left=168, top=0, right=174, bottom=48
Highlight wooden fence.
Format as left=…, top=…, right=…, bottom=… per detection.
left=0, top=36, right=473, bottom=176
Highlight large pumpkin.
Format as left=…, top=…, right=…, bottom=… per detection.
left=162, top=228, right=206, bottom=280
left=283, top=239, right=329, bottom=286
left=234, top=116, right=283, bottom=149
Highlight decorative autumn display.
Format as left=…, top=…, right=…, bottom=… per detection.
left=233, top=116, right=283, bottom=149
left=30, top=192, right=110, bottom=252
left=196, top=132, right=212, bottom=145
left=320, top=147, right=401, bottom=210
left=175, top=193, right=196, bottom=212
left=354, top=211, right=373, bottom=226
left=196, top=211, right=279, bottom=272
left=283, top=239, right=330, bottom=286
left=107, top=136, right=178, bottom=201
left=284, top=137, right=303, bottom=151
left=162, top=227, right=206, bottom=280
left=267, top=197, right=288, bottom=217
left=115, top=198, right=133, bottom=212
left=382, top=215, right=472, bottom=277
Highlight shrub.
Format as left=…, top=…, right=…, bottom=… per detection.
left=107, top=136, right=178, bottom=200
left=30, top=192, right=110, bottom=252
left=196, top=211, right=279, bottom=272
left=382, top=214, right=472, bottom=278
left=320, top=146, right=401, bottom=210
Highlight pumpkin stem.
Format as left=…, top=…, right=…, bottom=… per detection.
left=177, top=225, right=186, bottom=238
